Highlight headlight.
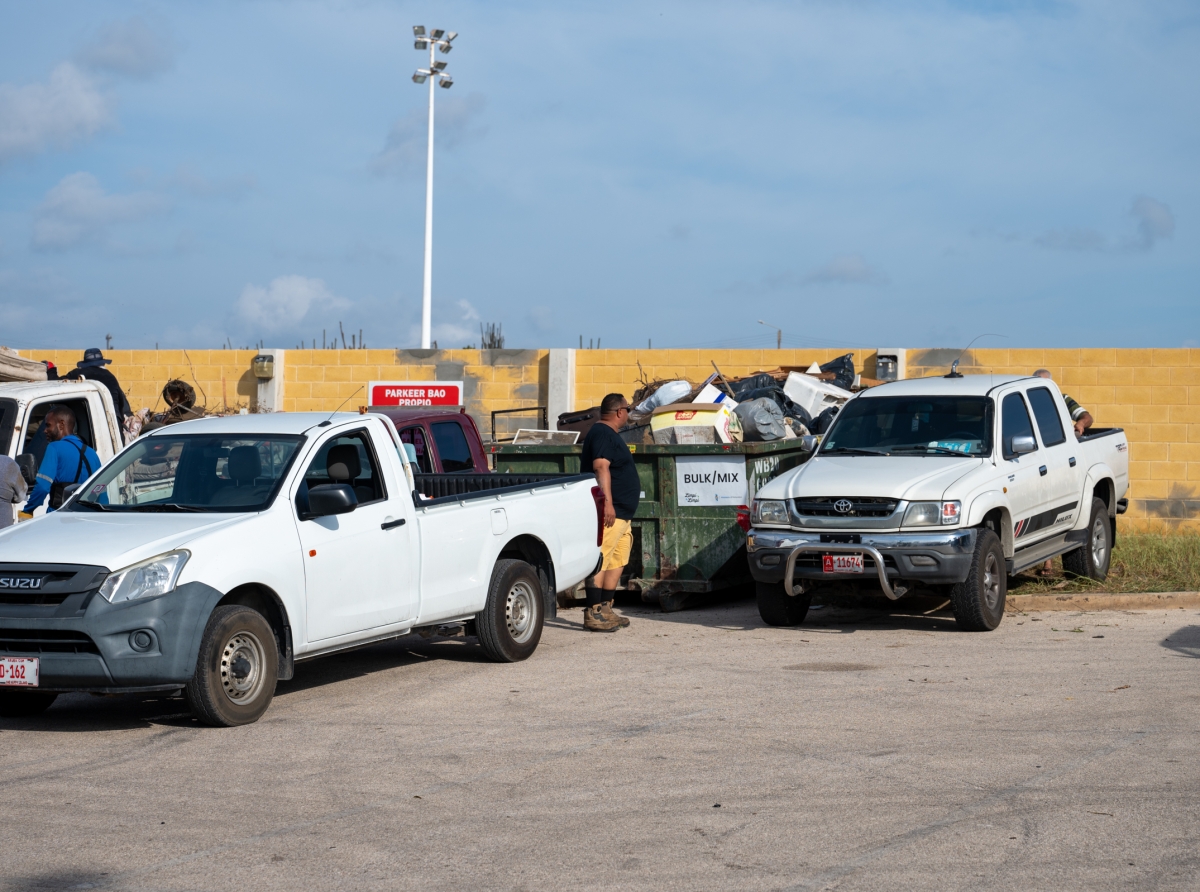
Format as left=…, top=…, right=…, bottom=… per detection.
left=99, top=551, right=190, bottom=604
left=903, top=501, right=962, bottom=527
left=752, top=499, right=790, bottom=525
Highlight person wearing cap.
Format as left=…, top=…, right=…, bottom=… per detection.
left=66, top=348, right=131, bottom=429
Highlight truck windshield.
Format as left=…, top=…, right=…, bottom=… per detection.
left=822, top=396, right=993, bottom=457
left=71, top=434, right=303, bottom=512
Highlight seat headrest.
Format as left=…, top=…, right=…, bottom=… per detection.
left=227, top=446, right=261, bottom=484
left=326, top=444, right=362, bottom=482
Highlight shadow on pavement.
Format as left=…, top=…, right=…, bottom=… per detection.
left=4, top=870, right=113, bottom=891
left=0, top=690, right=197, bottom=733
left=1161, top=625, right=1200, bottom=659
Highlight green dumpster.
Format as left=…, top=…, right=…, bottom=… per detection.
left=489, top=439, right=815, bottom=611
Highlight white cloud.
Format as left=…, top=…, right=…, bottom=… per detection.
left=169, top=164, right=256, bottom=198
left=1130, top=196, right=1174, bottom=250
left=371, top=94, right=487, bottom=177
left=0, top=63, right=112, bottom=164
left=803, top=254, right=888, bottom=285
left=1036, top=195, right=1175, bottom=254
left=237, top=275, right=350, bottom=334
left=31, top=172, right=168, bottom=251
left=76, top=17, right=176, bottom=80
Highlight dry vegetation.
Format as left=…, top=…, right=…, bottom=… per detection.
left=1009, top=530, right=1200, bottom=595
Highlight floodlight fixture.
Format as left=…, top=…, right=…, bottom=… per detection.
left=414, top=39, right=428, bottom=49
left=431, top=28, right=445, bottom=38
left=446, top=31, right=457, bottom=41
left=439, top=76, right=453, bottom=88
left=413, top=25, right=425, bottom=36
left=439, top=42, right=452, bottom=53
left=412, top=70, right=429, bottom=83
left=432, top=60, right=447, bottom=71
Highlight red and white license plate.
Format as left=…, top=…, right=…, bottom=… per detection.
left=823, top=554, right=864, bottom=574
left=0, top=657, right=39, bottom=687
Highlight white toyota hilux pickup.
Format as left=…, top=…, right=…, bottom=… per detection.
left=747, top=375, right=1129, bottom=631
left=0, top=412, right=602, bottom=724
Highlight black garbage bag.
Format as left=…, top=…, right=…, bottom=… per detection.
left=813, top=405, right=840, bottom=435
left=819, top=353, right=855, bottom=391
left=734, top=398, right=787, bottom=442
left=729, top=373, right=777, bottom=401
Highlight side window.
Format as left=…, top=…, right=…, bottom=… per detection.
left=1026, top=387, right=1066, bottom=447
left=398, top=426, right=433, bottom=474
left=297, top=429, right=386, bottom=512
left=1001, top=393, right=1036, bottom=459
left=431, top=421, right=475, bottom=472
left=21, top=398, right=95, bottom=467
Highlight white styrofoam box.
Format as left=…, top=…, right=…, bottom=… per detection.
left=692, top=380, right=738, bottom=409
left=783, top=371, right=850, bottom=418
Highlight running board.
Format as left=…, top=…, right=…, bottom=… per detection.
left=1008, top=529, right=1087, bottom=576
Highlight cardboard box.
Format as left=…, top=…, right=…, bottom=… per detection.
left=651, top=403, right=738, bottom=444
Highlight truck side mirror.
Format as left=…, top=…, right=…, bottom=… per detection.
left=1009, top=435, right=1037, bottom=456
left=305, top=483, right=358, bottom=518
left=15, top=454, right=36, bottom=486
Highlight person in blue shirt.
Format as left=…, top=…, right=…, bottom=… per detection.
left=19, top=406, right=101, bottom=519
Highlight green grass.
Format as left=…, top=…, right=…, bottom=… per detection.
left=1009, top=532, right=1200, bottom=595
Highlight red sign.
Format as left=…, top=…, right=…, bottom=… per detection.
left=368, top=380, right=463, bottom=407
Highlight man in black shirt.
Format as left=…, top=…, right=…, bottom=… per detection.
left=579, top=393, right=641, bottom=631
left=66, top=348, right=132, bottom=436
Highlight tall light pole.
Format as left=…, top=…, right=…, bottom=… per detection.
left=412, top=26, right=456, bottom=349
left=758, top=319, right=782, bottom=350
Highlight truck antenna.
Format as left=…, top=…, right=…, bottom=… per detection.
left=946, top=333, right=1006, bottom=378
left=316, top=386, right=364, bottom=427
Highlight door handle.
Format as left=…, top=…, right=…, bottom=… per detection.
left=1069, top=457, right=1076, bottom=467
left=381, top=518, right=406, bottom=530
left=1039, top=465, right=1047, bottom=476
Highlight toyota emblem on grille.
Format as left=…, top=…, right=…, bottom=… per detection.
left=834, top=499, right=854, bottom=514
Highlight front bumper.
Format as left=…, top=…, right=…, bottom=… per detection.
left=0, top=581, right=224, bottom=693
left=747, top=528, right=978, bottom=597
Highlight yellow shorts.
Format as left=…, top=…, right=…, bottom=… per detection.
left=600, top=518, right=633, bottom=571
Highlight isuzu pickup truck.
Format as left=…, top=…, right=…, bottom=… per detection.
left=747, top=375, right=1129, bottom=631
left=0, top=412, right=601, bottom=724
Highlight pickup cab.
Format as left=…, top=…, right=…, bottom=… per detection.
left=747, top=375, right=1129, bottom=631
left=1, top=380, right=124, bottom=520
left=0, top=412, right=602, bottom=724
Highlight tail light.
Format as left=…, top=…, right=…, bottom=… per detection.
left=735, top=505, right=751, bottom=533
left=591, top=486, right=605, bottom=546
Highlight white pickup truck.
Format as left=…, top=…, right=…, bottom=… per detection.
left=0, top=412, right=602, bottom=724
left=747, top=375, right=1129, bottom=631
left=1, top=380, right=125, bottom=521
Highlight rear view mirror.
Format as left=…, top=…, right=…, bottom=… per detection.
left=15, top=454, right=36, bottom=486
left=306, top=483, right=358, bottom=518
left=1009, top=435, right=1037, bottom=456
left=62, top=483, right=81, bottom=501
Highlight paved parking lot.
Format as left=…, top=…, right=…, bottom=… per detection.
left=2, top=598, right=1198, bottom=891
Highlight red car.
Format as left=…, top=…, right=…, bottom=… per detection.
left=367, top=407, right=489, bottom=474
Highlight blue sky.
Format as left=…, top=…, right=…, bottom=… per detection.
left=0, top=0, right=1196, bottom=351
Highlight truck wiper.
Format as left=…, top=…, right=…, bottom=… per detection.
left=892, top=445, right=975, bottom=457
left=821, top=447, right=890, bottom=456
left=71, top=500, right=109, bottom=511
left=135, top=504, right=209, bottom=512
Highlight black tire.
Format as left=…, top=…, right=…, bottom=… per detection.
left=0, top=690, right=58, bottom=718
left=475, top=559, right=544, bottom=662
left=949, top=529, right=1006, bottom=631
left=756, top=581, right=812, bottom=627
left=185, top=605, right=278, bottom=727
left=1062, top=497, right=1111, bottom=582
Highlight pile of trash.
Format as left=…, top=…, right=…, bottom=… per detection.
left=612, top=353, right=867, bottom=445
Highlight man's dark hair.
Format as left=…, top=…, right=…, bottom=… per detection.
left=46, top=405, right=77, bottom=432
left=600, top=393, right=627, bottom=416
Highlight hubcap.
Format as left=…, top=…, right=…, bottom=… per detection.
left=220, top=630, right=266, bottom=705
left=505, top=581, right=537, bottom=644
left=1091, top=516, right=1108, bottom=570
left=982, top=551, right=1001, bottom=610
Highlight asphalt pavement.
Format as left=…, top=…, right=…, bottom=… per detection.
left=2, top=598, right=1198, bottom=891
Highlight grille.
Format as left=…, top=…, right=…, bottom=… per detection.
left=794, top=497, right=898, bottom=518
left=0, top=581, right=74, bottom=607
left=0, top=628, right=99, bottom=655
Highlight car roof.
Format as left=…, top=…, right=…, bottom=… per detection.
left=0, top=380, right=107, bottom=399
left=859, top=374, right=1033, bottom=398
left=143, top=412, right=376, bottom=437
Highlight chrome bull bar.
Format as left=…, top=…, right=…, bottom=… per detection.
left=783, top=543, right=902, bottom=600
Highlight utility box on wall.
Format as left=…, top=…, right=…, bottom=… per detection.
left=874, top=348, right=906, bottom=382
left=254, top=350, right=284, bottom=412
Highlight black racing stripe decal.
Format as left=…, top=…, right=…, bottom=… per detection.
left=1014, top=501, right=1079, bottom=539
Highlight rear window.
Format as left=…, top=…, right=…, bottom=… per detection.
left=1026, top=387, right=1066, bottom=447
left=431, top=421, right=475, bottom=472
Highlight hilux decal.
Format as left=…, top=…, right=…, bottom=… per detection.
left=1014, top=501, right=1079, bottom=539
